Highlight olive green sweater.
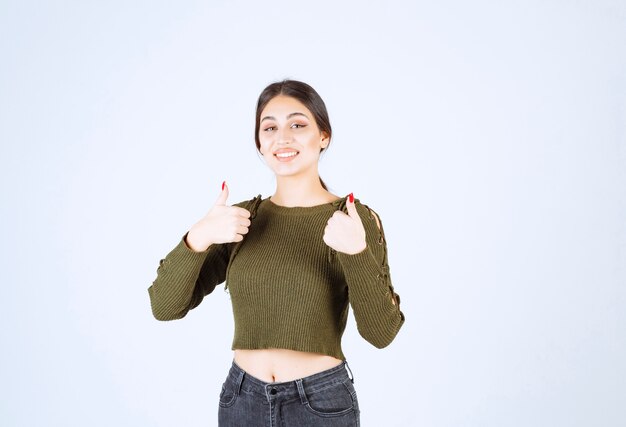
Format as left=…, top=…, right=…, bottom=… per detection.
left=148, top=195, right=405, bottom=360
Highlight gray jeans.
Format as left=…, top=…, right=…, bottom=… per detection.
left=218, top=359, right=360, bottom=426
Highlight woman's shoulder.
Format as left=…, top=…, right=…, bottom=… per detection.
left=353, top=198, right=383, bottom=230
left=329, top=194, right=384, bottom=231
left=232, top=194, right=262, bottom=208
left=232, top=194, right=264, bottom=217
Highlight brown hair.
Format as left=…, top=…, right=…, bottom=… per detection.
left=255, top=79, right=332, bottom=190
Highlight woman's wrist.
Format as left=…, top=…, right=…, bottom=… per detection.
left=184, top=231, right=211, bottom=253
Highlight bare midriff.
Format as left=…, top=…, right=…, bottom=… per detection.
left=233, top=348, right=344, bottom=383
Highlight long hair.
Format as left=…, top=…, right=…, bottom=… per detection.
left=255, top=79, right=332, bottom=190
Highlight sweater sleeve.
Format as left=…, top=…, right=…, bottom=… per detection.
left=147, top=232, right=231, bottom=321
left=336, top=202, right=405, bottom=348
left=147, top=199, right=253, bottom=321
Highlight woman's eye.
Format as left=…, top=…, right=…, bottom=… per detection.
left=291, top=123, right=306, bottom=129
left=264, top=126, right=275, bottom=132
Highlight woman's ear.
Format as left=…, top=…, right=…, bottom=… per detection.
left=320, top=131, right=330, bottom=148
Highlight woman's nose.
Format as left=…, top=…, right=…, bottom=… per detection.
left=277, top=128, right=293, bottom=144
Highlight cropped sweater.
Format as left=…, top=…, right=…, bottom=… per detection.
left=148, top=195, right=405, bottom=360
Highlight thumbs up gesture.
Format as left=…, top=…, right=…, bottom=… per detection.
left=185, top=181, right=252, bottom=252
left=323, top=193, right=367, bottom=255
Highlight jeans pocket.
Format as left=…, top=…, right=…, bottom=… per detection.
left=304, top=379, right=356, bottom=418
left=218, top=381, right=238, bottom=408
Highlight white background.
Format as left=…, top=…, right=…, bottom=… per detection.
left=1, top=1, right=625, bottom=426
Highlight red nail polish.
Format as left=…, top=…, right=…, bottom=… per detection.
left=349, top=193, right=354, bottom=203
left=222, top=181, right=226, bottom=190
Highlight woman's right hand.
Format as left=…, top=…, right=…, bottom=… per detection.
left=185, top=182, right=252, bottom=252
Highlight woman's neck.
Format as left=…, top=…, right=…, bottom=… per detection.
left=271, top=175, right=339, bottom=207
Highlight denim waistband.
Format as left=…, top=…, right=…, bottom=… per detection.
left=225, top=359, right=354, bottom=402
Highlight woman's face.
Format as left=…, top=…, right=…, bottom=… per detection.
left=258, top=95, right=329, bottom=180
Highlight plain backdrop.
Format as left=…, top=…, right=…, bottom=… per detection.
left=1, top=0, right=625, bottom=426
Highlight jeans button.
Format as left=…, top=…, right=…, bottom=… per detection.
left=270, top=388, right=277, bottom=395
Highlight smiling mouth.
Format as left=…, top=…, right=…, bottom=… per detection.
left=274, top=151, right=299, bottom=159
left=274, top=151, right=298, bottom=158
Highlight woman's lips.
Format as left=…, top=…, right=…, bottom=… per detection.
left=274, top=151, right=299, bottom=162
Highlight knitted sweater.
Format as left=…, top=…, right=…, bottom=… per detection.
left=148, top=195, right=405, bottom=360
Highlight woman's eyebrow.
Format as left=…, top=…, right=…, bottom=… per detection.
left=261, top=112, right=309, bottom=122
left=286, top=112, right=309, bottom=120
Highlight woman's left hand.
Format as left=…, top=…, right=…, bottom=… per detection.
left=323, top=193, right=367, bottom=255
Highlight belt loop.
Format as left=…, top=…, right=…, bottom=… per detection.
left=235, top=369, right=245, bottom=396
left=344, top=360, right=354, bottom=384
left=295, top=379, right=308, bottom=405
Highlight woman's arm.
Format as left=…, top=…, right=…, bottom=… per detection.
left=147, top=194, right=255, bottom=321
left=336, top=202, right=405, bottom=348
left=148, top=233, right=230, bottom=321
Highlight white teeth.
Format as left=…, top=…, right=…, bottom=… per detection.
left=276, top=152, right=298, bottom=158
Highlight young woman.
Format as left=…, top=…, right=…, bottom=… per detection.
left=148, top=79, right=405, bottom=426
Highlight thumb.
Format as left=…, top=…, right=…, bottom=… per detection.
left=345, top=192, right=361, bottom=222
left=214, top=180, right=229, bottom=206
